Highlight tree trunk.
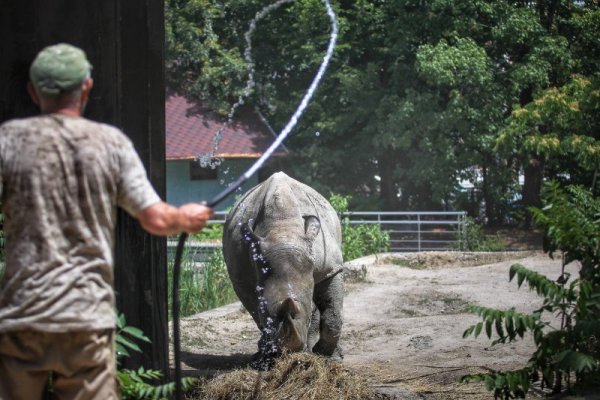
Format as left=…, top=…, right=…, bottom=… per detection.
left=521, top=158, right=545, bottom=228
left=480, top=165, right=496, bottom=226
left=379, top=147, right=399, bottom=211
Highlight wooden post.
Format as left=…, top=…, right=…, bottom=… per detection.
left=0, top=0, right=168, bottom=374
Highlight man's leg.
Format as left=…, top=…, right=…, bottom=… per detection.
left=51, top=330, right=118, bottom=400
left=0, top=331, right=51, bottom=400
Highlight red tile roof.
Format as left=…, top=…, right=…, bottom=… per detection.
left=166, top=94, right=285, bottom=160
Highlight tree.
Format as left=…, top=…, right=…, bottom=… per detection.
left=463, top=182, right=600, bottom=397
left=165, top=0, right=600, bottom=222
left=498, top=75, right=600, bottom=198
left=165, top=0, right=250, bottom=113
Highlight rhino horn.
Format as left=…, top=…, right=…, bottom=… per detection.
left=278, top=297, right=305, bottom=351
left=282, top=297, right=300, bottom=319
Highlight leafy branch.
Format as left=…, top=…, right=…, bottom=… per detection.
left=116, top=313, right=197, bottom=399
left=463, top=305, right=543, bottom=346
left=118, top=366, right=196, bottom=400
left=462, top=183, right=600, bottom=398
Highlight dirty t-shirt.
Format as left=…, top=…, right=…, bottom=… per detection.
left=0, top=114, right=161, bottom=333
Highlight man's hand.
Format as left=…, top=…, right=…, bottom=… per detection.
left=136, top=201, right=214, bottom=236
left=178, top=203, right=214, bottom=233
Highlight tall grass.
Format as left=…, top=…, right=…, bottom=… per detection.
left=167, top=247, right=238, bottom=319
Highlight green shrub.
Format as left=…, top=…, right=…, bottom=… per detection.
left=191, top=223, right=223, bottom=241
left=462, top=182, right=600, bottom=398
left=341, top=223, right=390, bottom=262
left=461, top=217, right=505, bottom=252
left=329, top=194, right=390, bottom=262
left=116, top=313, right=196, bottom=399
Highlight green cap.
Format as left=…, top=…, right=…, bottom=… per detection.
left=29, top=43, right=92, bottom=96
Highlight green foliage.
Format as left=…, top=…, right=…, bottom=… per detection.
left=117, top=366, right=197, bottom=400
left=341, top=223, right=390, bottom=262
left=328, top=193, right=350, bottom=214
left=461, top=217, right=505, bottom=252
left=462, top=369, right=531, bottom=399
left=417, top=36, right=493, bottom=88
left=167, top=248, right=237, bottom=319
left=498, top=76, right=600, bottom=184
left=116, top=314, right=196, bottom=399
left=165, top=0, right=600, bottom=223
left=329, top=194, right=390, bottom=261
left=463, top=304, right=543, bottom=345
left=165, top=0, right=248, bottom=113
left=191, top=223, right=223, bottom=241
left=116, top=313, right=152, bottom=359
left=462, top=183, right=600, bottom=398
left=530, top=181, right=600, bottom=274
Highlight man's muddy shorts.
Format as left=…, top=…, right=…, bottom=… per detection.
left=0, top=329, right=118, bottom=400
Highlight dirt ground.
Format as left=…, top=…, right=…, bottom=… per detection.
left=173, top=251, right=594, bottom=399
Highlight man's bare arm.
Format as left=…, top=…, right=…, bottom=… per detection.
left=135, top=201, right=214, bottom=236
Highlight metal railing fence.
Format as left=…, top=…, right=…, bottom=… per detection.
left=342, top=211, right=467, bottom=252
left=168, top=210, right=466, bottom=255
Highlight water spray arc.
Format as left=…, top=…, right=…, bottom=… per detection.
left=172, top=1, right=338, bottom=398
left=197, top=0, right=295, bottom=170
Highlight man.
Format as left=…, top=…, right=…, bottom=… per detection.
left=0, top=43, right=213, bottom=399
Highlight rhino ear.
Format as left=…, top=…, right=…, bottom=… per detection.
left=303, top=215, right=321, bottom=240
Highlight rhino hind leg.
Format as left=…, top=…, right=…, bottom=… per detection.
left=311, top=272, right=344, bottom=361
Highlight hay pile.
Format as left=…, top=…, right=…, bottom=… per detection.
left=189, top=352, right=384, bottom=400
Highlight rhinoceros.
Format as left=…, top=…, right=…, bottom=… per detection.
left=222, top=172, right=344, bottom=367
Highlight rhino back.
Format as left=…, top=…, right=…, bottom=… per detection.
left=280, top=176, right=343, bottom=281
left=224, top=172, right=340, bottom=244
